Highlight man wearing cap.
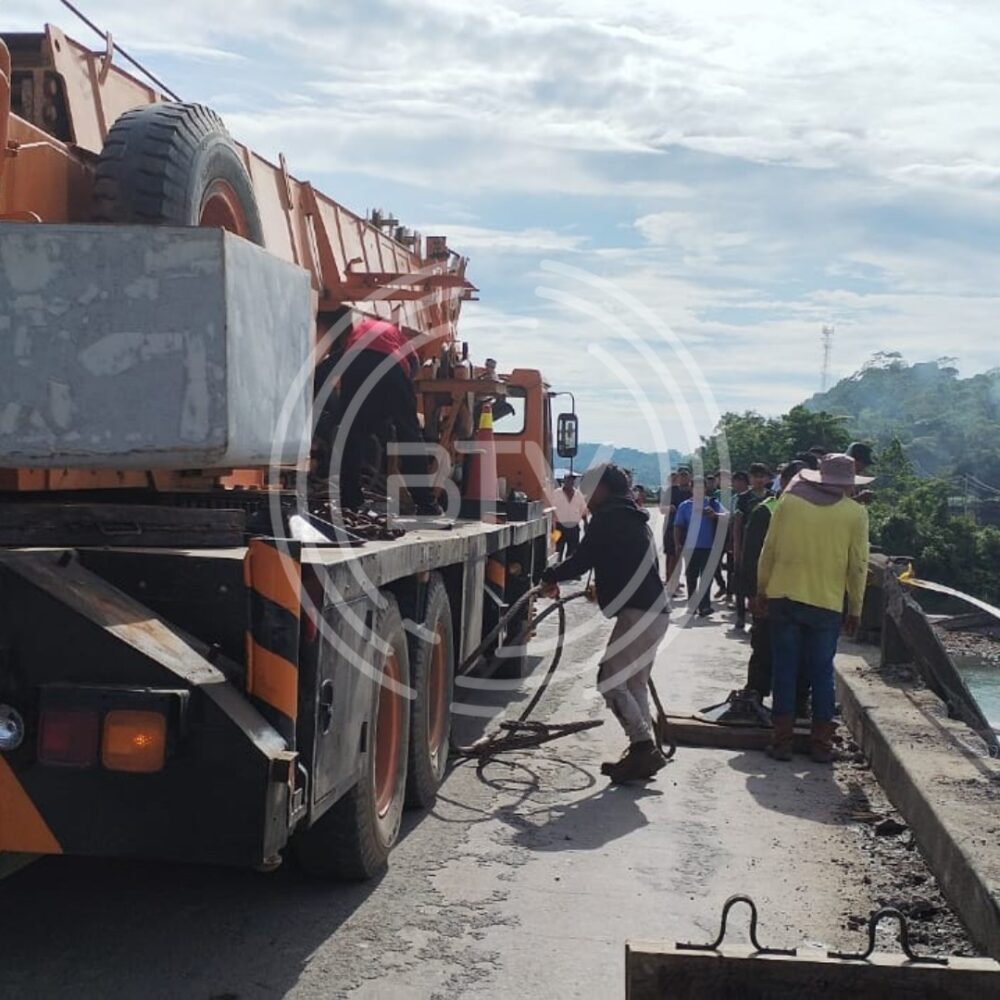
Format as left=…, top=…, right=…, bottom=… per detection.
left=551, top=472, right=589, bottom=561
left=541, top=464, right=670, bottom=783
left=756, top=454, right=871, bottom=762
left=846, top=442, right=876, bottom=504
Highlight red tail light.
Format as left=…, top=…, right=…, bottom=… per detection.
left=38, top=709, right=99, bottom=767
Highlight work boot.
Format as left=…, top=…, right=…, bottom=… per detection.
left=810, top=720, right=838, bottom=764
left=600, top=746, right=630, bottom=777
left=606, top=740, right=666, bottom=783
left=766, top=715, right=795, bottom=761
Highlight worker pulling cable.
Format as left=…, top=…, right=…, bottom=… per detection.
left=451, top=462, right=680, bottom=780
left=450, top=583, right=675, bottom=764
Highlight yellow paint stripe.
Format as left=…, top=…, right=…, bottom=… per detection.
left=248, top=640, right=298, bottom=720
left=247, top=540, right=301, bottom=618
left=0, top=758, right=61, bottom=855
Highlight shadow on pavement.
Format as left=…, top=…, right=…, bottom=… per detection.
left=491, top=761, right=665, bottom=852
left=725, top=749, right=851, bottom=824
left=0, top=851, right=381, bottom=999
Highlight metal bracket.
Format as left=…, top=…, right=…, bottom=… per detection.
left=676, top=895, right=797, bottom=956
left=828, top=908, right=948, bottom=965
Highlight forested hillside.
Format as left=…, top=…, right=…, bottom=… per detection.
left=804, top=353, right=1000, bottom=484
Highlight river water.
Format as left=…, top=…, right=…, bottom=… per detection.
left=954, top=655, right=1000, bottom=730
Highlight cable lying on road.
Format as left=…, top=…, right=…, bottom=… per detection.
left=451, top=585, right=676, bottom=763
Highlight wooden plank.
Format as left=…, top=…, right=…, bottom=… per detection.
left=0, top=504, right=246, bottom=548
left=661, top=714, right=812, bottom=753
left=626, top=942, right=1000, bottom=999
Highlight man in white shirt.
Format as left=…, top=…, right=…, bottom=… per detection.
left=551, top=473, right=589, bottom=560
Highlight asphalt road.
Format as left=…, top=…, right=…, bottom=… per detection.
left=2, top=525, right=896, bottom=999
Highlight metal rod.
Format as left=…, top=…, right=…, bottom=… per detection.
left=58, top=0, right=182, bottom=101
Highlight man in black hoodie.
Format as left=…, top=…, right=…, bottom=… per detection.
left=541, top=464, right=670, bottom=782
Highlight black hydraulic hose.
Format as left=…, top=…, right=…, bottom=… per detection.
left=451, top=586, right=591, bottom=759
left=456, top=583, right=542, bottom=679
left=511, top=591, right=590, bottom=723
left=450, top=577, right=675, bottom=762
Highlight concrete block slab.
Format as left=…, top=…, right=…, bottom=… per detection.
left=0, top=224, right=313, bottom=469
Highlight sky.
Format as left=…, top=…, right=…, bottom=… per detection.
left=12, top=1, right=1000, bottom=452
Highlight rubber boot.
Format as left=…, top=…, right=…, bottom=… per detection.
left=810, top=720, right=837, bottom=764
left=766, top=715, right=795, bottom=761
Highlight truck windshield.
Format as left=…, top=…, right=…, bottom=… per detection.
left=492, top=388, right=526, bottom=435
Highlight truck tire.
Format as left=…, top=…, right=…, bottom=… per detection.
left=93, top=102, right=264, bottom=244
left=405, top=574, right=454, bottom=808
left=295, top=595, right=411, bottom=880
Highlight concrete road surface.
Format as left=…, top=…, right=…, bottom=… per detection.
left=2, top=541, right=888, bottom=999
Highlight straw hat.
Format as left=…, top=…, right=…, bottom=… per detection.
left=800, top=452, right=874, bottom=486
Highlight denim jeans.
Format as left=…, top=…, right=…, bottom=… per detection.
left=768, top=598, right=841, bottom=721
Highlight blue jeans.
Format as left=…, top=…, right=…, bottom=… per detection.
left=768, top=598, right=841, bottom=722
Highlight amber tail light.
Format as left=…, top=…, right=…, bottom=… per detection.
left=102, top=710, right=167, bottom=773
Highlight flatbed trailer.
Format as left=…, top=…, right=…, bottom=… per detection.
left=0, top=510, right=548, bottom=876
left=0, top=23, right=566, bottom=879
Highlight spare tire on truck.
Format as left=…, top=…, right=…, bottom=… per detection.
left=93, top=102, right=264, bottom=244
left=295, top=593, right=411, bottom=880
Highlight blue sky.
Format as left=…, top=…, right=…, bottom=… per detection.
left=14, top=1, right=1000, bottom=451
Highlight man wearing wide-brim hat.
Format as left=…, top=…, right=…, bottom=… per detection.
left=754, top=454, right=872, bottom=763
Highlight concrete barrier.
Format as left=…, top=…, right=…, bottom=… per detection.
left=836, top=650, right=1000, bottom=959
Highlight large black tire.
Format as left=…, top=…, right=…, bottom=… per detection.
left=93, top=102, right=264, bottom=244
left=405, top=574, right=454, bottom=809
left=295, top=595, right=411, bottom=880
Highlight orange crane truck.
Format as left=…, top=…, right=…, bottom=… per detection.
left=0, top=24, right=579, bottom=878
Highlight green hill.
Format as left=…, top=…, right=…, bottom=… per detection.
left=804, top=353, right=1000, bottom=484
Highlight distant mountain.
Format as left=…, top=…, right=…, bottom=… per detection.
left=803, top=353, right=1000, bottom=481
left=562, top=443, right=689, bottom=489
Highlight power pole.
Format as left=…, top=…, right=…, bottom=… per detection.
left=820, top=325, right=835, bottom=391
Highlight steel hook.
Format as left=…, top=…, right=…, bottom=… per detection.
left=676, top=895, right=797, bottom=956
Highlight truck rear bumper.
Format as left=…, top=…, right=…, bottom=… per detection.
left=0, top=548, right=294, bottom=867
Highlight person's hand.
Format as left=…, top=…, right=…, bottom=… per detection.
left=541, top=580, right=560, bottom=600
left=843, top=615, right=859, bottom=636
left=750, top=594, right=768, bottom=618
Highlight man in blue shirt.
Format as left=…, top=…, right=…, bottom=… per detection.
left=673, top=478, right=727, bottom=617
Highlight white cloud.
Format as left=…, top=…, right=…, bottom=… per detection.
left=12, top=1, right=1000, bottom=450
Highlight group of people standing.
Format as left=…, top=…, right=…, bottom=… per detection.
left=540, top=443, right=875, bottom=781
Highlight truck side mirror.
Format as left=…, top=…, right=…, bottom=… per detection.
left=556, top=412, right=578, bottom=459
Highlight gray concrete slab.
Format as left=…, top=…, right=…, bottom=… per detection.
left=0, top=224, right=313, bottom=468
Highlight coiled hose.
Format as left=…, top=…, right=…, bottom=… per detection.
left=450, top=583, right=675, bottom=761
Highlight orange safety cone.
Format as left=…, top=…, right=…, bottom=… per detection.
left=464, top=402, right=499, bottom=504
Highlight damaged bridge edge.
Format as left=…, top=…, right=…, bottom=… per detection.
left=835, top=651, right=1000, bottom=961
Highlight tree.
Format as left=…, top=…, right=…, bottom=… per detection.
left=698, top=406, right=851, bottom=474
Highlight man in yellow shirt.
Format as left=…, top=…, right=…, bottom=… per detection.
left=755, top=453, right=871, bottom=763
